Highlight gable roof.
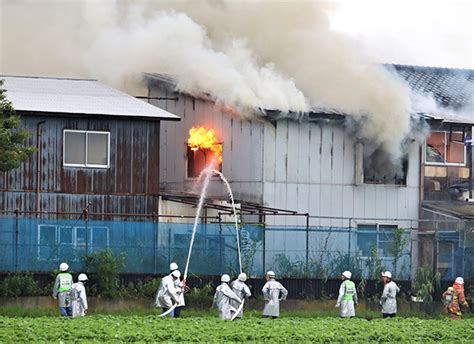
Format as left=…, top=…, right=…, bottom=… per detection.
left=0, top=75, right=180, bottom=121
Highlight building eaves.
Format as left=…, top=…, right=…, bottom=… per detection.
left=1, top=75, right=180, bottom=121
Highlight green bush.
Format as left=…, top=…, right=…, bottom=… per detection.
left=0, top=273, right=40, bottom=297
left=123, top=278, right=161, bottom=298
left=412, top=266, right=440, bottom=304
left=85, top=249, right=125, bottom=299
left=186, top=283, right=214, bottom=308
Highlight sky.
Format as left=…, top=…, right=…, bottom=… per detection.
left=327, top=0, right=474, bottom=69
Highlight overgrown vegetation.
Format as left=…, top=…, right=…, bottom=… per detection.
left=0, top=80, right=36, bottom=171
left=412, top=266, right=441, bottom=304
left=0, top=273, right=40, bottom=297
left=389, top=228, right=409, bottom=276
left=85, top=249, right=125, bottom=298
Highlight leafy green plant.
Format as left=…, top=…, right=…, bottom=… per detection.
left=329, top=252, right=363, bottom=279
left=123, top=278, right=161, bottom=298
left=365, top=246, right=383, bottom=279
left=273, top=254, right=305, bottom=277
left=85, top=249, right=125, bottom=298
left=0, top=273, right=40, bottom=297
left=186, top=283, right=214, bottom=308
left=390, top=228, right=409, bottom=275
left=412, top=266, right=441, bottom=304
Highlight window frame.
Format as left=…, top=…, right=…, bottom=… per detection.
left=63, top=129, right=110, bottom=168
left=185, top=143, right=223, bottom=180
left=356, top=222, right=400, bottom=258
left=424, top=130, right=467, bottom=167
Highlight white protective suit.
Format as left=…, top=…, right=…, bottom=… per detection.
left=230, top=279, right=251, bottom=318
left=335, top=279, right=358, bottom=317
left=155, top=275, right=181, bottom=309
left=174, top=278, right=186, bottom=307
left=380, top=280, right=400, bottom=314
left=70, top=282, right=88, bottom=317
left=213, top=282, right=242, bottom=320
left=262, top=279, right=288, bottom=317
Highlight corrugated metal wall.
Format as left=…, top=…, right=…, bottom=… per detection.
left=0, top=114, right=161, bottom=214
left=153, top=83, right=420, bottom=227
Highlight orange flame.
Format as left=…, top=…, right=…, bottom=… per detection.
left=187, top=126, right=223, bottom=162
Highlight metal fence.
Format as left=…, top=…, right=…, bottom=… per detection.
left=0, top=210, right=471, bottom=280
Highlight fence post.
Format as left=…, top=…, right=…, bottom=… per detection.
left=83, top=207, right=89, bottom=257
left=305, top=213, right=309, bottom=273
left=153, top=212, right=158, bottom=275
left=218, top=213, right=223, bottom=274
left=262, top=216, right=266, bottom=276
left=15, top=208, right=19, bottom=272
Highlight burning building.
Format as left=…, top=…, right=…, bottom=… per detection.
left=147, top=64, right=473, bottom=279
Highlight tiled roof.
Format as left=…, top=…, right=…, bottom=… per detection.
left=391, top=64, right=474, bottom=109
left=0, top=75, right=180, bottom=120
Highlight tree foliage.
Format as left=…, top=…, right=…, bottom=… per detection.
left=0, top=80, right=36, bottom=171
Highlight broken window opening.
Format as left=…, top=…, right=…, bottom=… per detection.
left=362, top=147, right=408, bottom=185
left=425, top=131, right=466, bottom=166
left=186, top=145, right=223, bottom=179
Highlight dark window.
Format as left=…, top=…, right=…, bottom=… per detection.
left=63, top=130, right=110, bottom=168
left=363, top=148, right=408, bottom=185
left=186, top=145, right=222, bottom=178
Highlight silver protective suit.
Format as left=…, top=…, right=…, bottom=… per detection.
left=213, top=282, right=242, bottom=320
left=262, top=280, right=288, bottom=317
left=230, top=279, right=251, bottom=318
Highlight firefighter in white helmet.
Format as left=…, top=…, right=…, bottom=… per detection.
left=213, top=274, right=242, bottom=320
left=230, top=272, right=252, bottom=319
left=52, top=262, right=73, bottom=316
left=380, top=271, right=400, bottom=318
left=262, top=271, right=288, bottom=318
left=71, top=273, right=88, bottom=317
left=336, top=271, right=358, bottom=318
left=168, top=262, right=185, bottom=317
left=155, top=270, right=182, bottom=317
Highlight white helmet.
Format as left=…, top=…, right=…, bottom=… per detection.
left=382, top=271, right=392, bottom=279
left=455, top=277, right=464, bottom=284
left=171, top=270, right=181, bottom=279
left=266, top=271, right=275, bottom=278
left=59, top=262, right=69, bottom=272
left=78, top=273, right=88, bottom=282
left=342, top=271, right=352, bottom=279
left=169, top=262, right=178, bottom=271
left=221, top=274, right=231, bottom=282
left=238, top=273, right=247, bottom=282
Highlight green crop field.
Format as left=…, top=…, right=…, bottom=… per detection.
left=1, top=314, right=473, bottom=343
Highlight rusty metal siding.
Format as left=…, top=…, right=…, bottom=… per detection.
left=1, top=113, right=162, bottom=214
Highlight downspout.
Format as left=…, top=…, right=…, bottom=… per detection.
left=36, top=121, right=45, bottom=214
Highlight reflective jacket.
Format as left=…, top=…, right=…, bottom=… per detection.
left=213, top=283, right=241, bottom=320
left=230, top=279, right=251, bottom=318
left=336, top=279, right=358, bottom=317
left=443, top=282, right=469, bottom=316
left=262, top=280, right=288, bottom=317
left=52, top=273, right=73, bottom=307
left=70, top=282, right=88, bottom=317
left=155, top=275, right=180, bottom=309
left=380, top=281, right=400, bottom=314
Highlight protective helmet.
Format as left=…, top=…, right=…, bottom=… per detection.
left=455, top=277, right=464, bottom=285
left=171, top=270, right=181, bottom=279
left=59, top=262, right=69, bottom=272
left=221, top=274, right=231, bottom=282
left=266, top=271, right=275, bottom=278
left=382, top=271, right=392, bottom=279
left=238, top=273, right=247, bottom=282
left=78, top=273, right=88, bottom=282
left=342, top=271, right=352, bottom=279
left=169, top=262, right=179, bottom=271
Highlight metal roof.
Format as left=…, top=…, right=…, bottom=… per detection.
left=0, top=75, right=180, bottom=120
left=423, top=201, right=474, bottom=220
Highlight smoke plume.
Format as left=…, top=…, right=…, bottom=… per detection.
left=1, top=0, right=418, bottom=160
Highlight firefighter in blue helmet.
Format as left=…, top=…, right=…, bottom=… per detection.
left=52, top=262, right=73, bottom=316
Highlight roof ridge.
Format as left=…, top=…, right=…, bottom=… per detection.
left=0, top=74, right=98, bottom=82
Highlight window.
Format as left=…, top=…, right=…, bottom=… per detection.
left=63, top=130, right=110, bottom=168
left=37, top=224, right=109, bottom=260
left=358, top=145, right=408, bottom=185
left=186, top=145, right=222, bottom=178
left=356, top=224, right=399, bottom=257
left=425, top=131, right=466, bottom=166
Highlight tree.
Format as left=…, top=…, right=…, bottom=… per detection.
left=0, top=80, right=36, bottom=171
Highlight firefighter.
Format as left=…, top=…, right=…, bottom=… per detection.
left=213, top=274, right=242, bottom=320
left=155, top=270, right=182, bottom=317
left=230, top=272, right=252, bottom=319
left=262, top=271, right=288, bottom=319
left=442, top=277, right=470, bottom=320
left=52, top=262, right=73, bottom=316
left=336, top=270, right=358, bottom=318
left=71, top=273, right=88, bottom=317
left=380, top=271, right=400, bottom=318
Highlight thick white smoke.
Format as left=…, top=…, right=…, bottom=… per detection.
left=0, top=0, right=417, bottom=160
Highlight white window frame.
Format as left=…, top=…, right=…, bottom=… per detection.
left=424, top=131, right=467, bottom=167
left=63, top=129, right=110, bottom=168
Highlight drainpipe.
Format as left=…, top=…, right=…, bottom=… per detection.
left=36, top=121, right=45, bottom=214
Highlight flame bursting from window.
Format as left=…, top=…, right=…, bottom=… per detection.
left=187, top=126, right=223, bottom=162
